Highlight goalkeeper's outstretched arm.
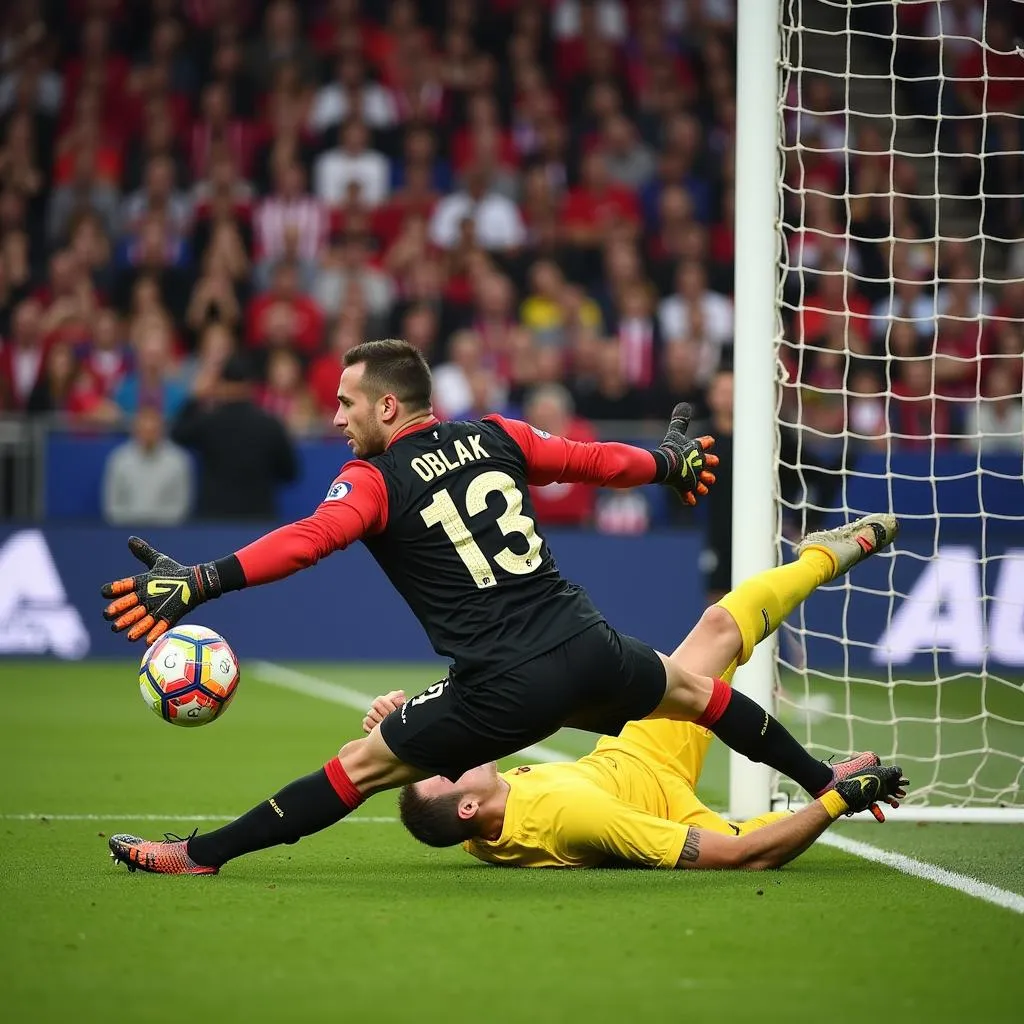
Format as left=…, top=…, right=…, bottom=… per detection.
left=101, top=461, right=388, bottom=643
left=676, top=767, right=908, bottom=870
left=486, top=402, right=719, bottom=506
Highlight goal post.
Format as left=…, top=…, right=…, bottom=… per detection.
left=729, top=0, right=782, bottom=821
left=731, top=0, right=1024, bottom=823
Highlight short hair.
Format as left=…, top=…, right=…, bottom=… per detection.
left=398, top=785, right=479, bottom=848
left=344, top=339, right=432, bottom=412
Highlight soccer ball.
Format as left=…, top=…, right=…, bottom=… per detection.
left=138, top=624, right=240, bottom=727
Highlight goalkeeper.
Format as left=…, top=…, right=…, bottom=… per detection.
left=365, top=545, right=908, bottom=869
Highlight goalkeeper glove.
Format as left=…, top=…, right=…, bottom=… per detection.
left=652, top=402, right=719, bottom=506
left=834, top=765, right=908, bottom=822
left=101, top=536, right=223, bottom=644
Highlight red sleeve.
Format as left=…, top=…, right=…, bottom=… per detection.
left=234, top=461, right=389, bottom=586
left=486, top=415, right=657, bottom=488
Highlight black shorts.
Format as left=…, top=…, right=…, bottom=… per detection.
left=378, top=621, right=666, bottom=781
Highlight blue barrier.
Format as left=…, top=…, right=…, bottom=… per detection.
left=1, top=524, right=1020, bottom=669
left=0, top=525, right=705, bottom=663
left=45, top=432, right=1023, bottom=528
left=801, top=530, right=1024, bottom=670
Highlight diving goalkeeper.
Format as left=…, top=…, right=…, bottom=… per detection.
left=364, top=543, right=908, bottom=869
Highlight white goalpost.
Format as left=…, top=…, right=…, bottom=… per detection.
left=731, top=0, right=1024, bottom=823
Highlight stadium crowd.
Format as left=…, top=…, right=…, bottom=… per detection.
left=0, top=0, right=1020, bottom=526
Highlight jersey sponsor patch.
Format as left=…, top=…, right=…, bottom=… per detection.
left=324, top=479, right=352, bottom=502
left=530, top=426, right=551, bottom=439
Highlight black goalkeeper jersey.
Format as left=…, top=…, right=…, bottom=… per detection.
left=362, top=417, right=602, bottom=682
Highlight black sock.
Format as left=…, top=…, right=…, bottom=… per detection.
left=703, top=684, right=832, bottom=796
left=187, top=768, right=356, bottom=868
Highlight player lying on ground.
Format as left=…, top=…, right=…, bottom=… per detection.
left=102, top=339, right=899, bottom=875
left=362, top=551, right=908, bottom=869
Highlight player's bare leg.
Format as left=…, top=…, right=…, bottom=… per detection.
left=643, top=513, right=899, bottom=801
left=110, top=729, right=426, bottom=875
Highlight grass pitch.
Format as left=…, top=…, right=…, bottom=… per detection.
left=0, top=660, right=1021, bottom=1024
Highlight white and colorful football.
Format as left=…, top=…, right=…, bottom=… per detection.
left=138, top=624, right=240, bottom=727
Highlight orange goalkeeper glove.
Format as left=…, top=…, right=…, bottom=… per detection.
left=652, top=402, right=719, bottom=506
left=101, top=536, right=223, bottom=645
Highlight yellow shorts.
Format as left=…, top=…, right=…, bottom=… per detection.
left=588, top=719, right=791, bottom=836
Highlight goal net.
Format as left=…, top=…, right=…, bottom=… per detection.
left=751, top=0, right=1024, bottom=820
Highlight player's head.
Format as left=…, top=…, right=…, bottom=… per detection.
left=398, top=763, right=501, bottom=847
left=335, top=339, right=433, bottom=456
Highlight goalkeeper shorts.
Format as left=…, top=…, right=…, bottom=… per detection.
left=379, top=622, right=667, bottom=780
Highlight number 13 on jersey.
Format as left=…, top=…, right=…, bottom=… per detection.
left=420, top=470, right=544, bottom=588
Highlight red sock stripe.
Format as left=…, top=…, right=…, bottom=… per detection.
left=695, top=678, right=732, bottom=728
left=323, top=757, right=364, bottom=809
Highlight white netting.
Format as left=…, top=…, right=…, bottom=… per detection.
left=773, top=0, right=1024, bottom=808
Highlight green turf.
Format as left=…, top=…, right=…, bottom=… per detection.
left=0, top=660, right=1022, bottom=1024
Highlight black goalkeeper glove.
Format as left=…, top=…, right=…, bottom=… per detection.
left=651, top=402, right=719, bottom=506
left=835, top=765, right=909, bottom=822
left=101, top=536, right=223, bottom=645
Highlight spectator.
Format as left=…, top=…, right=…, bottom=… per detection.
left=253, top=160, right=328, bottom=272
left=847, top=368, right=888, bottom=450
left=68, top=209, right=115, bottom=293
left=113, top=215, right=190, bottom=325
left=0, top=36, right=61, bottom=117
left=172, top=353, right=298, bottom=520
left=523, top=383, right=597, bottom=527
left=600, top=114, right=655, bottom=191
left=574, top=339, right=648, bottom=421
left=462, top=366, right=514, bottom=421
left=101, top=406, right=192, bottom=525
left=121, top=155, right=192, bottom=241
left=468, top=271, right=517, bottom=358
left=432, top=329, right=484, bottom=420
left=429, top=163, right=525, bottom=253
left=258, top=347, right=316, bottom=436
left=651, top=339, right=707, bottom=421
left=185, top=264, right=243, bottom=338
left=657, top=259, right=733, bottom=372
left=114, top=321, right=188, bottom=420
left=314, top=119, right=390, bottom=208
left=613, top=283, right=662, bottom=390
left=26, top=340, right=106, bottom=420
left=244, top=1, right=318, bottom=94
left=890, top=358, right=958, bottom=450
left=521, top=258, right=602, bottom=348
left=184, top=322, right=236, bottom=405
left=80, top=308, right=131, bottom=397
left=306, top=317, right=356, bottom=416
left=36, top=250, right=100, bottom=344
left=310, top=54, right=397, bottom=134
left=247, top=260, right=324, bottom=356
left=401, top=301, right=441, bottom=362
left=47, top=143, right=120, bottom=245
left=192, top=151, right=256, bottom=223
left=562, top=149, right=641, bottom=253
left=190, top=80, right=257, bottom=183
left=313, top=233, right=393, bottom=326
left=965, top=363, right=1023, bottom=455
left=0, top=298, right=47, bottom=411
left=0, top=113, right=44, bottom=209
left=124, top=97, right=189, bottom=192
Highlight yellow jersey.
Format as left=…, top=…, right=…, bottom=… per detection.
left=463, top=720, right=789, bottom=869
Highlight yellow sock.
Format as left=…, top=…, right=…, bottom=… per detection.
left=716, top=551, right=834, bottom=666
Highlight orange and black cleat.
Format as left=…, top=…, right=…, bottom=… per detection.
left=109, top=831, right=218, bottom=875
left=834, top=764, right=909, bottom=823
left=817, top=752, right=886, bottom=821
